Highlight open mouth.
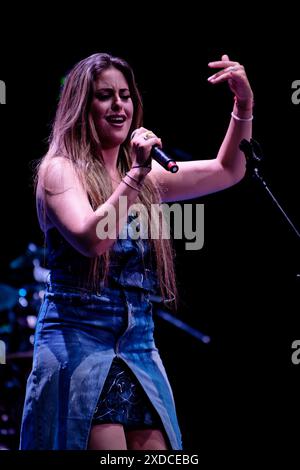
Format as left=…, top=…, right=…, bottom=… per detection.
left=105, top=115, right=126, bottom=125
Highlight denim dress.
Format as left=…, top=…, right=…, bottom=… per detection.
left=19, top=214, right=182, bottom=450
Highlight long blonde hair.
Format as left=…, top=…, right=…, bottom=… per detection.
left=35, top=53, right=178, bottom=309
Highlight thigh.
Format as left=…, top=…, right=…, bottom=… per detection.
left=125, top=428, right=169, bottom=450
left=88, top=423, right=127, bottom=450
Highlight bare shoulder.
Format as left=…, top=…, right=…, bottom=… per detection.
left=36, top=157, right=82, bottom=232
left=38, top=156, right=81, bottom=195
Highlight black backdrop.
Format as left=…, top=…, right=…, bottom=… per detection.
left=0, top=8, right=299, bottom=463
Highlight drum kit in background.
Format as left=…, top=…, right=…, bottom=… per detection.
left=0, top=243, right=49, bottom=450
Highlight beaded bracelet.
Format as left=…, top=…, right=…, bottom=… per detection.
left=231, top=111, right=253, bottom=122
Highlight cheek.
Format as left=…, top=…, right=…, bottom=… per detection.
left=126, top=104, right=134, bottom=124
left=91, top=101, right=106, bottom=121
left=128, top=102, right=134, bottom=118
left=91, top=106, right=108, bottom=135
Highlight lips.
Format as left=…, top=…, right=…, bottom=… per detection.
left=105, top=115, right=126, bottom=124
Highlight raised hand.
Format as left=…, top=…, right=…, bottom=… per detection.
left=207, top=54, right=253, bottom=106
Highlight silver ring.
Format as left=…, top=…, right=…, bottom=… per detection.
left=228, top=65, right=238, bottom=72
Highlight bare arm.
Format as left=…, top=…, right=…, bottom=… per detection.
left=38, top=130, right=161, bottom=257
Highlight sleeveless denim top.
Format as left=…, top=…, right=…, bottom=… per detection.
left=46, top=212, right=159, bottom=294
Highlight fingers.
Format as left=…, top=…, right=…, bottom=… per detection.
left=130, top=127, right=162, bottom=167
left=208, top=60, right=238, bottom=69
left=130, top=127, right=161, bottom=147
left=208, top=65, right=244, bottom=83
left=207, top=70, right=239, bottom=84
left=130, top=127, right=147, bottom=140
left=207, top=55, right=253, bottom=102
left=209, top=53, right=237, bottom=69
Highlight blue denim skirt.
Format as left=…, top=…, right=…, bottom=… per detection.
left=19, top=282, right=182, bottom=450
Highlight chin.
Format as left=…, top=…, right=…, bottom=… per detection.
left=113, top=134, right=128, bottom=146
left=102, top=136, right=127, bottom=148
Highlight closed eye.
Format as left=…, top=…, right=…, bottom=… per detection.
left=95, top=91, right=131, bottom=101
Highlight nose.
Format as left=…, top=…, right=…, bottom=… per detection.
left=111, top=94, right=122, bottom=111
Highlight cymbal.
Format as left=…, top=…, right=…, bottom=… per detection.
left=0, top=283, right=19, bottom=311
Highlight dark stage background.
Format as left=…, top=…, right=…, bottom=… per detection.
left=0, top=10, right=299, bottom=464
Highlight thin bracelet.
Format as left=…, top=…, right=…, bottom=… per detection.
left=125, top=172, right=142, bottom=185
left=231, top=111, right=253, bottom=122
left=131, top=165, right=152, bottom=169
left=121, top=178, right=141, bottom=192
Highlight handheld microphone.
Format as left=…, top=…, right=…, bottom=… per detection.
left=151, top=146, right=179, bottom=173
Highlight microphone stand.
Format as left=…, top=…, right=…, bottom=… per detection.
left=149, top=295, right=211, bottom=344
left=239, top=138, right=300, bottom=278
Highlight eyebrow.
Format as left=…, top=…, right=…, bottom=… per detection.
left=95, top=87, right=130, bottom=92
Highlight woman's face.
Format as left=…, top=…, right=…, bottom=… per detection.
left=91, top=66, right=134, bottom=149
